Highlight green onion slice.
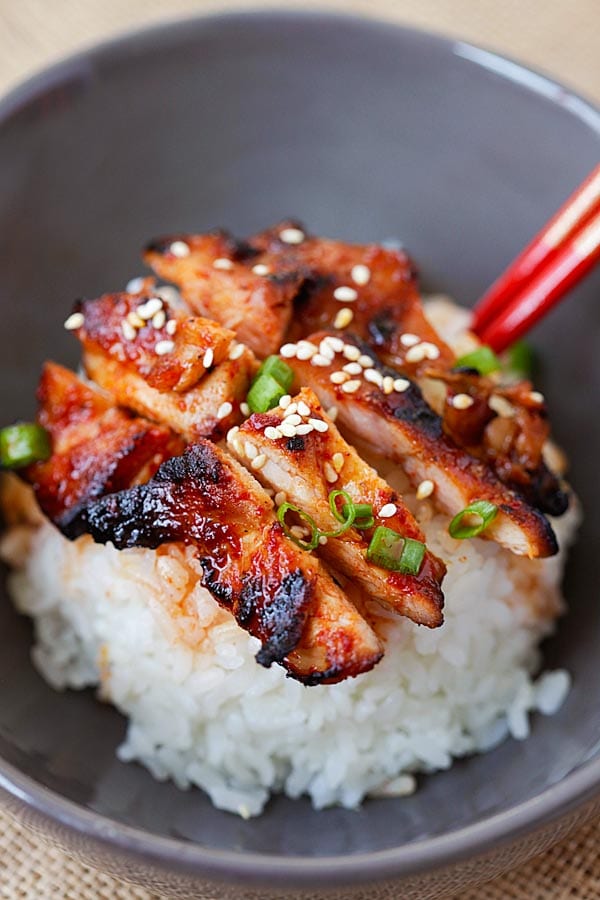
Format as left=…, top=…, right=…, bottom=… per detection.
left=0, top=423, right=51, bottom=469
left=448, top=500, right=498, bottom=539
left=343, top=503, right=375, bottom=530
left=504, top=340, right=536, bottom=379
left=277, top=502, right=320, bottom=550
left=256, top=356, right=294, bottom=392
left=454, top=345, right=501, bottom=376
left=322, top=489, right=357, bottom=538
left=366, top=526, right=426, bottom=575
left=246, top=373, right=287, bottom=413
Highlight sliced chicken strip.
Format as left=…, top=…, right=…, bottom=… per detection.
left=74, top=441, right=383, bottom=685
left=285, top=333, right=558, bottom=559
left=228, top=387, right=446, bottom=627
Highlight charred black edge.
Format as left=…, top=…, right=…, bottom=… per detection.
left=498, top=501, right=559, bottom=557
left=286, top=649, right=385, bottom=686
left=251, top=570, right=312, bottom=668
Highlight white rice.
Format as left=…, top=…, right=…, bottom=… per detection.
left=1, top=478, right=579, bottom=817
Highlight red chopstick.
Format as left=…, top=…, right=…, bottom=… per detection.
left=472, top=163, right=600, bottom=353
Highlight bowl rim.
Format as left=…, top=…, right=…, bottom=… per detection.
left=1, top=6, right=599, bottom=888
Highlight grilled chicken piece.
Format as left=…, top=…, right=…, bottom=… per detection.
left=70, top=291, right=255, bottom=440
left=73, top=441, right=383, bottom=684
left=25, top=363, right=184, bottom=533
left=144, top=231, right=305, bottom=358
left=285, top=333, right=558, bottom=559
left=145, top=221, right=564, bottom=514
left=228, top=388, right=446, bottom=627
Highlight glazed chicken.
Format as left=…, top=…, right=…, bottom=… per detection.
left=71, top=289, right=255, bottom=441
left=27, top=362, right=184, bottom=533
left=145, top=221, right=567, bottom=516
left=228, top=387, right=446, bottom=627
left=75, top=441, right=384, bottom=683
left=285, top=334, right=558, bottom=559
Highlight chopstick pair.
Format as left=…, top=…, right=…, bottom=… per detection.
left=471, top=163, right=600, bottom=353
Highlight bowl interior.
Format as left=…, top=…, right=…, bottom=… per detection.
left=0, top=11, right=599, bottom=859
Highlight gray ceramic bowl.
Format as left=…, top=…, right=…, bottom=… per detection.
left=0, top=10, right=599, bottom=899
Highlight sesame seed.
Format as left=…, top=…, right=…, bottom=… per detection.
left=296, top=341, right=318, bottom=360
left=125, top=276, right=145, bottom=294
left=64, top=312, right=84, bottom=331
left=488, top=395, right=515, bottom=418
left=229, top=342, right=245, bottom=360
left=324, top=463, right=338, bottom=483
left=351, top=264, right=371, bottom=286
left=312, top=353, right=332, bottom=367
left=155, top=339, right=175, bottom=355
left=295, top=423, right=314, bottom=435
left=341, top=379, right=361, bottom=394
left=121, top=321, right=137, bottom=341
left=280, top=343, right=298, bottom=359
left=285, top=414, right=302, bottom=426
left=342, top=344, right=361, bottom=361
left=127, top=311, right=145, bottom=329
left=265, top=426, right=282, bottom=440
left=416, top=479, right=435, bottom=500
left=203, top=348, right=214, bottom=368
left=213, top=257, right=233, bottom=270
left=405, top=344, right=427, bottom=363
left=420, top=341, right=440, bottom=360
left=334, top=308, right=354, bottom=329
left=240, top=402, right=250, bottom=417
left=379, top=503, right=397, bottom=518
left=152, top=310, right=166, bottom=330
left=393, top=378, right=410, bottom=393
left=330, top=371, right=349, bottom=384
left=451, top=393, right=475, bottom=410
left=383, top=376, right=395, bottom=395
left=290, top=525, right=309, bottom=540
left=279, top=227, right=305, bottom=245
left=244, top=441, right=257, bottom=459
left=297, top=400, right=311, bottom=417
left=343, top=362, right=362, bottom=376
left=279, top=422, right=298, bottom=438
left=279, top=395, right=292, bottom=409
left=216, top=401, right=233, bottom=420
left=358, top=354, right=374, bottom=368
left=155, top=285, right=182, bottom=305
left=309, top=418, right=329, bottom=433
left=333, top=286, right=358, bottom=302
left=166, top=319, right=177, bottom=336
left=327, top=406, right=338, bottom=421
left=529, top=391, right=545, bottom=404
left=318, top=340, right=335, bottom=360
left=275, top=491, right=287, bottom=506
left=400, top=333, right=420, bottom=347
left=138, top=298, right=163, bottom=319
left=283, top=403, right=298, bottom=417
left=251, top=453, right=267, bottom=471
left=169, top=240, right=190, bottom=258
left=226, top=426, right=239, bottom=442
left=332, top=452, right=345, bottom=472
left=318, top=535, right=328, bottom=545
left=252, top=263, right=270, bottom=275
left=324, top=336, right=344, bottom=353
left=230, top=436, right=244, bottom=456
left=364, top=368, right=383, bottom=387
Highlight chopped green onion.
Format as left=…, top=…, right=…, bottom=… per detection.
left=0, top=423, right=51, bottom=469
left=323, top=489, right=357, bottom=538
left=448, top=500, right=498, bottom=539
left=343, top=502, right=375, bottom=530
left=504, top=340, right=536, bottom=379
left=256, top=356, right=294, bottom=392
left=366, top=526, right=426, bottom=575
left=277, top=502, right=320, bottom=550
left=455, top=345, right=500, bottom=376
left=246, top=373, right=287, bottom=413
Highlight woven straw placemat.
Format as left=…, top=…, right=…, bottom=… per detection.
left=0, top=1, right=599, bottom=898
